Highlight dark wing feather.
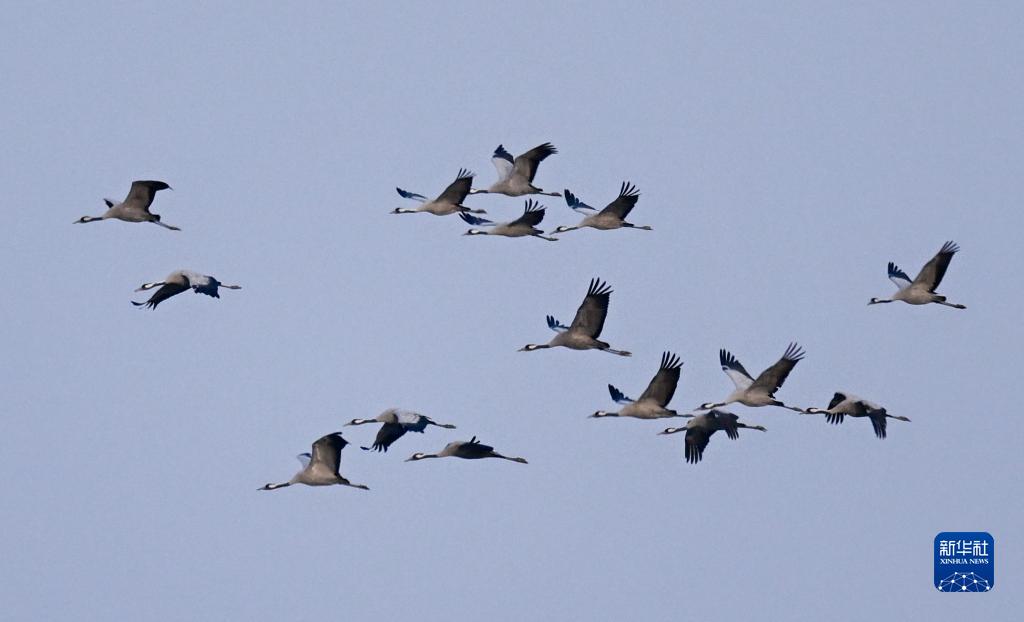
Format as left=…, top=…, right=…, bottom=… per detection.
left=367, top=423, right=406, bottom=452
left=311, top=433, right=348, bottom=474
left=914, top=241, right=960, bottom=292
left=749, top=343, right=805, bottom=397
left=599, top=181, right=640, bottom=219
left=684, top=428, right=713, bottom=464
left=460, top=438, right=495, bottom=457
left=132, top=282, right=189, bottom=309
left=638, top=351, right=682, bottom=406
left=827, top=392, right=848, bottom=411
left=719, top=349, right=754, bottom=382
left=509, top=199, right=546, bottom=227
left=714, top=411, right=740, bottom=440
left=868, top=410, right=887, bottom=439
left=568, top=278, right=612, bottom=338
left=436, top=169, right=474, bottom=204
left=513, top=142, right=557, bottom=182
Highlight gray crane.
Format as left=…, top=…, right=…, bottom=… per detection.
left=659, top=410, right=766, bottom=464
left=698, top=343, right=805, bottom=411
left=345, top=408, right=456, bottom=452
left=803, top=392, right=910, bottom=439
left=74, top=180, right=179, bottom=230
left=520, top=278, right=632, bottom=356
left=470, top=143, right=561, bottom=197
left=392, top=169, right=487, bottom=216
left=460, top=199, right=558, bottom=241
left=553, top=182, right=652, bottom=234
left=405, top=436, right=528, bottom=464
left=591, top=351, right=687, bottom=419
left=132, top=270, right=241, bottom=309
left=869, top=241, right=966, bottom=309
left=259, top=432, right=369, bottom=491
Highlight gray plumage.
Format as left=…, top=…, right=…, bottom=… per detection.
left=75, top=180, right=179, bottom=230
left=461, top=199, right=558, bottom=241
left=803, top=392, right=910, bottom=439
left=405, top=436, right=528, bottom=464
left=659, top=410, right=766, bottom=464
left=132, top=270, right=241, bottom=309
left=520, top=278, right=632, bottom=356
left=698, top=343, right=805, bottom=411
left=471, top=143, right=561, bottom=197
left=592, top=351, right=686, bottom=419
left=345, top=408, right=456, bottom=452
left=869, top=241, right=965, bottom=309
left=259, top=433, right=369, bottom=491
left=554, top=182, right=652, bottom=234
left=392, top=169, right=487, bottom=216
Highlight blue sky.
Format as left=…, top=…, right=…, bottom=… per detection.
left=2, top=2, right=1020, bottom=619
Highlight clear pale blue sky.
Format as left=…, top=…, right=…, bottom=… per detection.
left=2, top=2, right=1021, bottom=619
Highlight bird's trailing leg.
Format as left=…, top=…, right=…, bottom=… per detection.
left=603, top=347, right=632, bottom=357
left=152, top=219, right=181, bottom=231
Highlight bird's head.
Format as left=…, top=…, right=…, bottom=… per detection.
left=518, top=344, right=544, bottom=352
left=405, top=452, right=431, bottom=462
left=135, top=281, right=163, bottom=292
left=867, top=297, right=889, bottom=305
left=589, top=410, right=615, bottom=418
left=463, top=229, right=487, bottom=236
left=553, top=225, right=575, bottom=234
left=659, top=427, right=687, bottom=435
left=802, top=407, right=827, bottom=415
left=343, top=418, right=368, bottom=426
left=697, top=402, right=716, bottom=411
left=74, top=216, right=100, bottom=224
left=391, top=207, right=415, bottom=214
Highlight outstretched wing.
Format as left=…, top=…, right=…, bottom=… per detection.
left=436, top=169, right=474, bottom=205
left=462, top=437, right=495, bottom=456
left=366, top=423, right=406, bottom=452
left=491, top=145, right=515, bottom=181
left=132, top=282, right=189, bottom=309
left=608, top=384, right=635, bottom=405
left=310, top=433, right=348, bottom=474
left=513, top=142, right=557, bottom=182
left=638, top=351, right=682, bottom=407
left=887, top=262, right=912, bottom=290
left=913, top=241, right=960, bottom=292
left=827, top=392, right=848, bottom=411
left=684, top=427, right=713, bottom=464
left=750, top=343, right=804, bottom=398
left=546, top=315, right=569, bottom=333
left=396, top=187, right=428, bottom=202
left=508, top=199, right=546, bottom=227
left=564, top=189, right=596, bottom=213
left=460, top=212, right=494, bottom=226
left=123, top=180, right=169, bottom=212
left=867, top=407, right=888, bottom=439
left=719, top=350, right=754, bottom=390
left=711, top=411, right=741, bottom=440
left=599, top=181, right=640, bottom=219
left=568, top=278, right=612, bottom=338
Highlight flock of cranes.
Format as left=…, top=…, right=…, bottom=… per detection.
left=77, top=140, right=967, bottom=492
